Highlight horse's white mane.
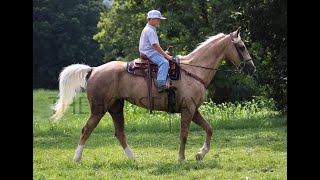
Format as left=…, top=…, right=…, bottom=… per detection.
left=192, top=33, right=225, bottom=53
left=177, top=33, right=226, bottom=60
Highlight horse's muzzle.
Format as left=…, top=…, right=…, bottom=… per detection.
left=243, top=63, right=256, bottom=76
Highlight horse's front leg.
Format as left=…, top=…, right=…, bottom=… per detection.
left=178, top=108, right=194, bottom=161
left=192, top=109, right=213, bottom=161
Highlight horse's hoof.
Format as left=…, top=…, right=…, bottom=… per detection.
left=127, top=156, right=135, bottom=160
left=195, top=153, right=204, bottom=161
left=74, top=157, right=81, bottom=164
left=178, top=156, right=187, bottom=162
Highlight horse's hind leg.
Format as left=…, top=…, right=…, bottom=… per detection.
left=192, top=109, right=213, bottom=161
left=109, top=99, right=134, bottom=159
left=73, top=113, right=105, bottom=163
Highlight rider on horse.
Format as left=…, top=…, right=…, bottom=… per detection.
left=139, top=10, right=174, bottom=93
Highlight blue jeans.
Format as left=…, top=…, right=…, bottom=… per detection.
left=149, top=53, right=169, bottom=86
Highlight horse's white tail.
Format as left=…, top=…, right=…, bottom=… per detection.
left=51, top=64, right=93, bottom=121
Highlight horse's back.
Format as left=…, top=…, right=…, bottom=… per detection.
left=85, top=61, right=126, bottom=98
left=86, top=61, right=147, bottom=99
left=91, top=61, right=127, bottom=76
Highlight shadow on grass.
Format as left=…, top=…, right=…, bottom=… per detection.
left=34, top=126, right=286, bottom=154
left=106, top=159, right=220, bottom=175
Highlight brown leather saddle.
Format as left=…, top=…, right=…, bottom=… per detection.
left=127, top=52, right=180, bottom=80
left=126, top=47, right=179, bottom=113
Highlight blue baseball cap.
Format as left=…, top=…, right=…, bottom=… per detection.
left=147, top=10, right=166, bottom=19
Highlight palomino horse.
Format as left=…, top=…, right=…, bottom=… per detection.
left=51, top=28, right=256, bottom=163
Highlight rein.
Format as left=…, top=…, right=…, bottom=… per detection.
left=179, top=62, right=237, bottom=72
left=177, top=62, right=238, bottom=89
left=178, top=59, right=252, bottom=89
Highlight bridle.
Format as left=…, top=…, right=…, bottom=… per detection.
left=177, top=33, right=252, bottom=88
left=230, top=33, right=252, bottom=71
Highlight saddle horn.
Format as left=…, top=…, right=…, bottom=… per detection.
left=165, top=46, right=174, bottom=56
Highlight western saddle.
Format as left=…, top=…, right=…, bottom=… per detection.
left=127, top=46, right=179, bottom=113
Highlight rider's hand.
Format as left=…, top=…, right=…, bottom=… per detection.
left=166, top=55, right=173, bottom=61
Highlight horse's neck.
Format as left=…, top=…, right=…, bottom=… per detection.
left=182, top=35, right=230, bottom=86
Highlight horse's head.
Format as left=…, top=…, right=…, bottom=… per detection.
left=225, top=28, right=256, bottom=76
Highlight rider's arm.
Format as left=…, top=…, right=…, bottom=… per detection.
left=153, top=43, right=173, bottom=61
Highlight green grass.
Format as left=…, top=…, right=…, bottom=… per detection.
left=33, top=89, right=287, bottom=179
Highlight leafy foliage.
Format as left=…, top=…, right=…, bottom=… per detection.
left=245, top=0, right=287, bottom=111
left=33, top=0, right=107, bottom=89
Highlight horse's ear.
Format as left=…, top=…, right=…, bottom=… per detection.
left=236, top=27, right=241, bottom=37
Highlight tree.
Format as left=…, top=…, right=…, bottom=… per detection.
left=244, top=0, right=287, bottom=111
left=33, top=0, right=107, bottom=89
left=208, top=0, right=287, bottom=111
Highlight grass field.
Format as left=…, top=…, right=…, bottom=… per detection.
left=33, top=89, right=287, bottom=179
